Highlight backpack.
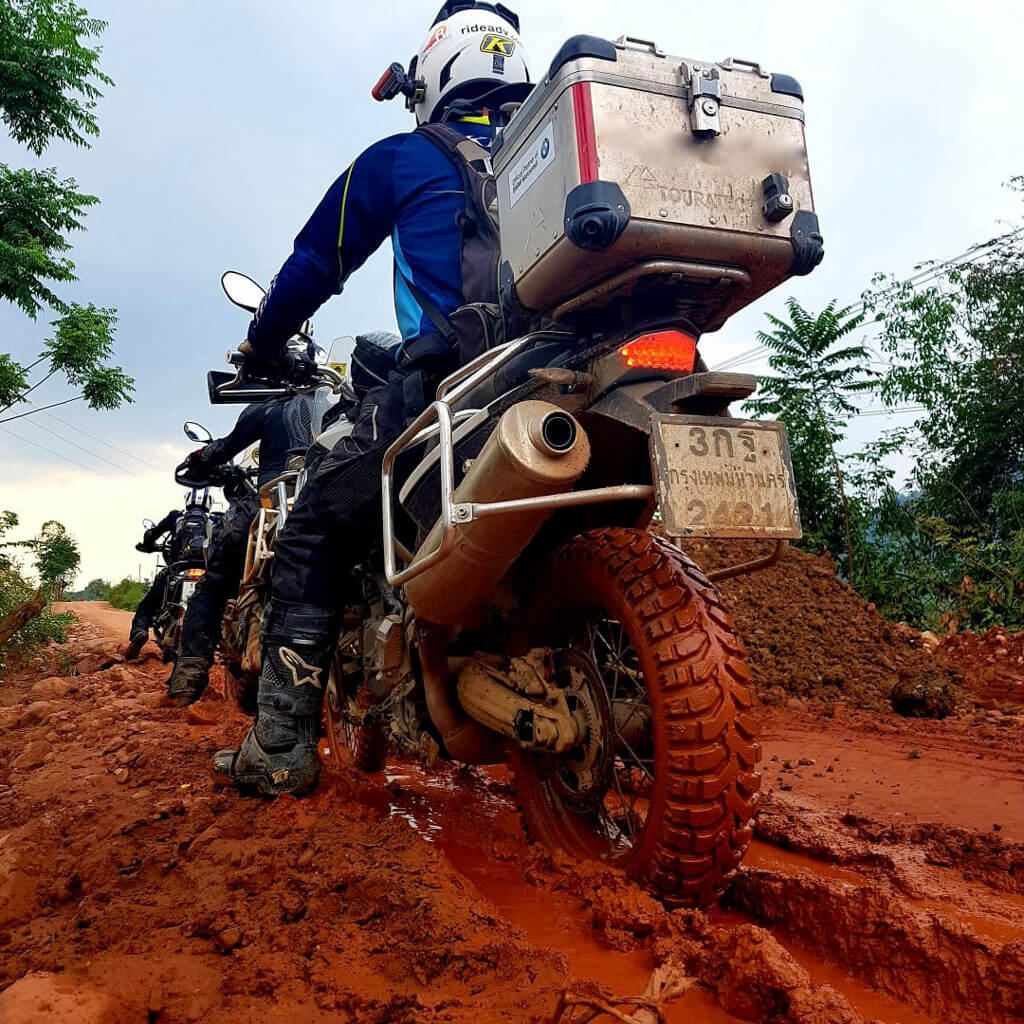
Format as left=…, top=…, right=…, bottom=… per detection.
left=174, top=508, right=208, bottom=563
left=351, top=331, right=401, bottom=399
left=405, top=122, right=506, bottom=367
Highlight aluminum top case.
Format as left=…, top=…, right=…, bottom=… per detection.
left=493, top=35, right=824, bottom=331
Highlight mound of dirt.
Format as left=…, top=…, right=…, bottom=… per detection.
left=935, top=627, right=1024, bottom=707
left=680, top=540, right=960, bottom=713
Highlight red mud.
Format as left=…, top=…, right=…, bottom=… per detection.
left=936, top=627, right=1024, bottom=707
left=682, top=541, right=961, bottom=714
left=1, top=600, right=1022, bottom=1023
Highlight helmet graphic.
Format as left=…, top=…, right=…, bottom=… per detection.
left=374, top=2, right=531, bottom=124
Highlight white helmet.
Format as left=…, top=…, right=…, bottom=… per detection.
left=375, top=3, right=531, bottom=125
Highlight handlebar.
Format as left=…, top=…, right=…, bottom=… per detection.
left=174, top=459, right=258, bottom=490
left=208, top=356, right=346, bottom=406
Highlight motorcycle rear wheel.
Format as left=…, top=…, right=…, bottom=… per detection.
left=509, top=527, right=761, bottom=906
left=324, top=650, right=388, bottom=773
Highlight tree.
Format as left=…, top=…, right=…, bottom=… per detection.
left=0, top=164, right=98, bottom=316
left=867, top=212, right=1024, bottom=520
left=856, top=191, right=1024, bottom=628
left=32, top=519, right=80, bottom=598
left=0, top=0, right=132, bottom=420
left=0, top=0, right=113, bottom=154
left=746, top=299, right=876, bottom=571
left=0, top=510, right=72, bottom=661
left=0, top=303, right=134, bottom=419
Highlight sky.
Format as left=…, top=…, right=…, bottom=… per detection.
left=2, top=0, right=1023, bottom=587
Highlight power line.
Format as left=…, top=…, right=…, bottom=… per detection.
left=32, top=404, right=162, bottom=471
left=0, top=426, right=112, bottom=478
left=19, top=417, right=136, bottom=476
left=711, top=225, right=1024, bottom=372
left=854, top=406, right=927, bottom=418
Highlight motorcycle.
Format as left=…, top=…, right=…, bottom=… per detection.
left=141, top=476, right=220, bottom=662
left=202, top=258, right=803, bottom=908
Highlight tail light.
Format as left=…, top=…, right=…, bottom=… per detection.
left=619, top=330, right=697, bottom=372
left=185, top=568, right=206, bottom=580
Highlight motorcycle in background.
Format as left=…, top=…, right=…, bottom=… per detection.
left=142, top=471, right=220, bottom=662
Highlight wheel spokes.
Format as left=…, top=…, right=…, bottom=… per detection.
left=544, top=613, right=655, bottom=862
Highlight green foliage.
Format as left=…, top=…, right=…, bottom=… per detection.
left=66, top=577, right=109, bottom=601
left=851, top=187, right=1024, bottom=629
left=32, top=519, right=79, bottom=597
left=104, top=577, right=147, bottom=611
left=0, top=302, right=133, bottom=417
left=0, top=0, right=113, bottom=155
left=0, top=353, right=29, bottom=408
left=830, top=186, right=1024, bottom=630
left=0, top=562, right=72, bottom=671
left=749, top=185, right=1023, bottom=631
left=67, top=575, right=145, bottom=611
left=867, top=228, right=1024, bottom=519
left=0, top=164, right=98, bottom=317
left=746, top=298, right=876, bottom=568
left=0, top=2, right=128, bottom=424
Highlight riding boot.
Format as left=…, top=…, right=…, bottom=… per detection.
left=125, top=626, right=148, bottom=661
left=166, top=654, right=213, bottom=705
left=212, top=600, right=338, bottom=797
left=165, top=603, right=222, bottom=705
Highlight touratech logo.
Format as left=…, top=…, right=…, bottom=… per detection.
left=480, top=32, right=516, bottom=56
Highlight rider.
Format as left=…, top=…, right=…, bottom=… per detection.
left=212, top=1, right=531, bottom=796
left=126, top=507, right=183, bottom=659
left=165, top=390, right=314, bottom=704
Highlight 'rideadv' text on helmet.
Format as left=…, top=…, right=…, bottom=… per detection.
left=372, top=2, right=531, bottom=124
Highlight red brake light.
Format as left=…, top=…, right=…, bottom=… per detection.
left=185, top=568, right=206, bottom=580
left=619, top=330, right=697, bottom=372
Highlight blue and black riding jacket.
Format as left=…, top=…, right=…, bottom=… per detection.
left=246, top=119, right=495, bottom=361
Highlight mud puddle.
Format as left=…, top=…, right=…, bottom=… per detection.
left=365, top=761, right=949, bottom=1023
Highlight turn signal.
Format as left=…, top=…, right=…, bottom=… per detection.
left=185, top=568, right=206, bottom=580
left=619, top=330, right=697, bottom=372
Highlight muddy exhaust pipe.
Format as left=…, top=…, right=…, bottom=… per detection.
left=405, top=401, right=591, bottom=627
left=409, top=402, right=589, bottom=763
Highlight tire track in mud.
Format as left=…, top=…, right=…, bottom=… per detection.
left=3, top=609, right=1023, bottom=1023
left=367, top=753, right=1023, bottom=1024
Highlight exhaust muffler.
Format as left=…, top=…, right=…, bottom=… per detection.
left=405, top=401, right=590, bottom=626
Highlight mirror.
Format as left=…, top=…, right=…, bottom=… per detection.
left=221, top=271, right=266, bottom=313
left=142, top=518, right=154, bottom=529
left=184, top=421, right=213, bottom=444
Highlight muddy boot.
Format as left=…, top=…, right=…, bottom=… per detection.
left=125, top=627, right=148, bottom=661
left=166, top=655, right=212, bottom=706
left=212, top=601, right=337, bottom=797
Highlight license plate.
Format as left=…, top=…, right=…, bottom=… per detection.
left=181, top=581, right=197, bottom=604
left=649, top=414, right=802, bottom=539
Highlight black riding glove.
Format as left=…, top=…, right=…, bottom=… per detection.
left=185, top=447, right=209, bottom=470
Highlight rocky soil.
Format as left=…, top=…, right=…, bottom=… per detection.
left=0, top=573, right=1022, bottom=1023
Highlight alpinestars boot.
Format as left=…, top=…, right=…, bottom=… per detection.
left=212, top=601, right=337, bottom=797
left=166, top=655, right=212, bottom=705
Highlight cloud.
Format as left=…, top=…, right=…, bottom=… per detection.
left=3, top=441, right=196, bottom=588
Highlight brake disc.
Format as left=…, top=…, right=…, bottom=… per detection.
left=547, top=648, right=615, bottom=814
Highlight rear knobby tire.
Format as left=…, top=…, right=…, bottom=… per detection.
left=510, top=527, right=761, bottom=906
left=224, top=662, right=258, bottom=715
left=324, top=651, right=388, bottom=773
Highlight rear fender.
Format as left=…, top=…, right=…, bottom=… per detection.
left=588, top=371, right=758, bottom=434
